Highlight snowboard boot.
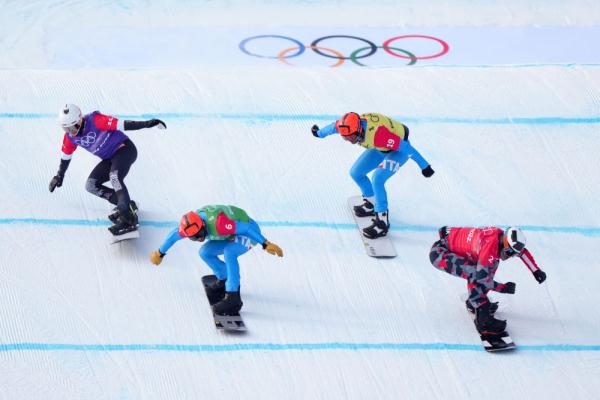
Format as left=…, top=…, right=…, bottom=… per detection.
left=362, top=211, right=390, bottom=239
left=466, top=300, right=498, bottom=315
left=212, top=291, right=243, bottom=316
left=475, top=302, right=507, bottom=334
left=108, top=200, right=138, bottom=224
left=353, top=197, right=375, bottom=217
left=205, top=278, right=226, bottom=305
left=108, top=206, right=139, bottom=236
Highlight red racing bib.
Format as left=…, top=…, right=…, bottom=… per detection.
left=373, top=126, right=401, bottom=151
left=215, top=212, right=236, bottom=236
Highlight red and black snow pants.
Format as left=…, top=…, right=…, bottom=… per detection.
left=429, top=239, right=496, bottom=309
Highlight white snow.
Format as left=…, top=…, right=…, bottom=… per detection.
left=1, top=2, right=600, bottom=400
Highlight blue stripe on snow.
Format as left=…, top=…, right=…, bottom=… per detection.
left=1, top=112, right=599, bottom=125
left=1, top=218, right=599, bottom=236
left=1, top=342, right=599, bottom=353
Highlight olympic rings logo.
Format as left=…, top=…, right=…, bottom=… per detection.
left=239, top=34, right=449, bottom=67
left=78, top=131, right=97, bottom=147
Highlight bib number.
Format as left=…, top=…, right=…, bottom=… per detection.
left=373, top=126, right=400, bottom=151
left=216, top=212, right=236, bottom=235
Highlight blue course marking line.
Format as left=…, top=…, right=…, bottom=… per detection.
left=1, top=112, right=600, bottom=125
left=1, top=342, right=600, bottom=353
left=1, top=218, right=600, bottom=236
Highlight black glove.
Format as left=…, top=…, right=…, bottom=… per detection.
left=422, top=165, right=435, bottom=178
left=499, top=282, right=516, bottom=294
left=533, top=269, right=547, bottom=284
left=49, top=159, right=70, bottom=193
left=49, top=174, right=64, bottom=192
left=147, top=119, right=166, bottom=129
left=311, top=124, right=320, bottom=137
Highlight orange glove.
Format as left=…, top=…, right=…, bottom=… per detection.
left=150, top=250, right=165, bottom=265
left=262, top=240, right=283, bottom=257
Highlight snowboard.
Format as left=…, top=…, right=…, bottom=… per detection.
left=110, top=229, right=140, bottom=244
left=466, top=303, right=516, bottom=352
left=479, top=330, right=516, bottom=352
left=201, top=275, right=246, bottom=332
left=347, top=196, right=396, bottom=258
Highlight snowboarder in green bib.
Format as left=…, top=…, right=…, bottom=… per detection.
left=150, top=205, right=283, bottom=315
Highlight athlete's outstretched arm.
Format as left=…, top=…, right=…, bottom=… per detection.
left=150, top=228, right=184, bottom=265
left=159, top=228, right=184, bottom=254
left=236, top=219, right=283, bottom=257
left=122, top=118, right=166, bottom=131
left=49, top=134, right=77, bottom=192
left=313, top=122, right=338, bottom=138
left=519, top=248, right=547, bottom=283
left=403, top=140, right=434, bottom=176
left=93, top=113, right=166, bottom=131
left=402, top=140, right=429, bottom=168
left=235, top=220, right=267, bottom=245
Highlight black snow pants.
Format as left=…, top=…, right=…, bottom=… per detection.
left=85, top=139, right=138, bottom=219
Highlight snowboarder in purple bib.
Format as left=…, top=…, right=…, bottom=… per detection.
left=312, top=112, right=434, bottom=239
left=150, top=205, right=283, bottom=316
left=49, top=104, right=166, bottom=237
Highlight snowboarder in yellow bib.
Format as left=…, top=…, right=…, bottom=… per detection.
left=312, top=112, right=435, bottom=238
left=150, top=205, right=283, bottom=315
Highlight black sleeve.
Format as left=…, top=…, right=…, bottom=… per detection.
left=57, top=158, right=71, bottom=177
left=123, top=120, right=151, bottom=131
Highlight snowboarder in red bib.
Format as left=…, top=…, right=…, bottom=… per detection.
left=49, top=104, right=166, bottom=237
left=429, top=226, right=547, bottom=334
left=312, top=112, right=434, bottom=239
left=149, top=205, right=283, bottom=315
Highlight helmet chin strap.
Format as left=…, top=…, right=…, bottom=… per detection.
left=500, top=233, right=510, bottom=253
left=66, top=118, right=84, bottom=136
left=75, top=118, right=85, bottom=135
left=357, top=128, right=366, bottom=142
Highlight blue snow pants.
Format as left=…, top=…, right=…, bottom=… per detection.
left=349, top=148, right=409, bottom=212
left=199, top=238, right=251, bottom=292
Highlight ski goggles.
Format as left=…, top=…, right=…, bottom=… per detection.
left=340, top=131, right=364, bottom=144
left=180, top=222, right=206, bottom=242
left=503, top=235, right=525, bottom=254
left=188, top=226, right=207, bottom=242
left=62, top=122, right=82, bottom=135
left=179, top=215, right=207, bottom=242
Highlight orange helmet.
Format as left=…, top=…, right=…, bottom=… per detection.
left=336, top=112, right=364, bottom=142
left=179, top=211, right=206, bottom=241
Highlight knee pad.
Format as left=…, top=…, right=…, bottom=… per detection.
left=109, top=170, right=123, bottom=191
left=85, top=178, right=100, bottom=194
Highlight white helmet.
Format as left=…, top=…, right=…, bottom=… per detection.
left=504, top=227, right=526, bottom=253
left=58, top=104, right=82, bottom=134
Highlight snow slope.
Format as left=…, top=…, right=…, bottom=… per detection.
left=1, top=2, right=600, bottom=399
